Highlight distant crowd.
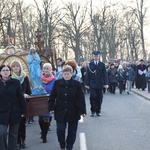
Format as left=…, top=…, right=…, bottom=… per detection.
left=54, top=58, right=150, bottom=95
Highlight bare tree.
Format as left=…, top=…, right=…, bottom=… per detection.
left=90, top=0, right=119, bottom=62
left=60, top=2, right=89, bottom=62
left=34, top=0, right=62, bottom=57
left=130, top=0, right=148, bottom=61
left=14, top=0, right=31, bottom=49
left=0, top=0, right=15, bottom=47
left=124, top=10, right=141, bottom=61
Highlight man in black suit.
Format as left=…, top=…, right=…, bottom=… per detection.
left=85, top=51, right=108, bottom=117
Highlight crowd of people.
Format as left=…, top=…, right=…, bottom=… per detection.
left=0, top=49, right=150, bottom=150
left=105, top=59, right=150, bottom=94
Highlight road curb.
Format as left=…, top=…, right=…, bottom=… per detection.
left=132, top=90, right=150, bottom=101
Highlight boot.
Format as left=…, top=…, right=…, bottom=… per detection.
left=21, top=140, right=27, bottom=149
left=17, top=144, right=21, bottom=150
left=42, top=122, right=49, bottom=143
left=17, top=136, right=21, bottom=150
left=39, top=120, right=44, bottom=139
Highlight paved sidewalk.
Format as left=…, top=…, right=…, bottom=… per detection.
left=132, top=87, right=150, bottom=101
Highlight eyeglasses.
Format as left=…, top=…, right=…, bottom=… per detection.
left=1, top=70, right=10, bottom=72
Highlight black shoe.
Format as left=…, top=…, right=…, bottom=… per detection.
left=43, top=138, right=47, bottom=143
left=21, top=140, right=27, bottom=149
left=40, top=132, right=43, bottom=139
left=21, top=143, right=27, bottom=149
left=17, top=144, right=21, bottom=150
left=96, top=113, right=101, bottom=116
left=90, top=112, right=95, bottom=117
left=127, top=92, right=129, bottom=94
left=28, top=121, right=31, bottom=124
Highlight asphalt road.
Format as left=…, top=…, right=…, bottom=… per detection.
left=25, top=90, right=150, bottom=150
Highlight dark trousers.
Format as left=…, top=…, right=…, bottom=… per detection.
left=18, top=117, right=26, bottom=144
left=109, top=83, right=117, bottom=94
left=0, top=123, right=19, bottom=150
left=132, top=80, right=136, bottom=88
left=123, top=81, right=126, bottom=91
left=56, top=121, right=78, bottom=150
left=148, top=81, right=150, bottom=92
left=118, top=81, right=124, bottom=93
left=89, top=88, right=103, bottom=113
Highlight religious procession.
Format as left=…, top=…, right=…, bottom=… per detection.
left=1, top=0, right=150, bottom=150
left=0, top=43, right=150, bottom=150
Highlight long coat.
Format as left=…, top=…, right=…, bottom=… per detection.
left=21, top=76, right=31, bottom=95
left=107, top=68, right=118, bottom=83
left=0, top=78, right=27, bottom=125
left=136, top=64, right=147, bottom=89
left=84, top=61, right=108, bottom=88
left=48, top=78, right=86, bottom=122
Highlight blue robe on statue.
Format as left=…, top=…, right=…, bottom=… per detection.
left=28, top=52, right=47, bottom=95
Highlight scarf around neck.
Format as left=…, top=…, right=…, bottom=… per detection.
left=11, top=72, right=26, bottom=84
left=42, top=73, right=54, bottom=84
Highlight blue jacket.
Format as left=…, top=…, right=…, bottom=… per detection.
left=42, top=78, right=56, bottom=94
left=145, top=71, right=150, bottom=82
left=124, top=67, right=135, bottom=81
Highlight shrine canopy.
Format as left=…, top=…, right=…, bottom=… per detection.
left=0, top=44, right=29, bottom=76
left=0, top=43, right=51, bottom=77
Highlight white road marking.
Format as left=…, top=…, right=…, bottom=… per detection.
left=80, top=133, right=87, bottom=150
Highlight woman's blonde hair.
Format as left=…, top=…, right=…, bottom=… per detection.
left=10, top=60, right=26, bottom=76
left=62, top=65, right=73, bottom=73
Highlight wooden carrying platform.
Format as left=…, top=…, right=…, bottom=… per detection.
left=26, top=94, right=49, bottom=116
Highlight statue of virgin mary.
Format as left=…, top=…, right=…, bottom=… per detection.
left=28, top=47, right=47, bottom=95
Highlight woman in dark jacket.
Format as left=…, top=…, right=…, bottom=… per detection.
left=108, top=63, right=118, bottom=94
left=10, top=60, right=31, bottom=149
left=0, top=64, right=27, bottom=150
left=117, top=65, right=125, bottom=94
left=48, top=65, right=86, bottom=150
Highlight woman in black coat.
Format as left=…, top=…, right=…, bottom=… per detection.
left=0, top=64, right=27, bottom=150
left=10, top=60, right=31, bottom=149
left=48, top=65, right=86, bottom=150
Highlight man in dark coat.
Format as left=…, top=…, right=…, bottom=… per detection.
left=136, top=59, right=147, bottom=90
left=84, top=51, right=108, bottom=117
